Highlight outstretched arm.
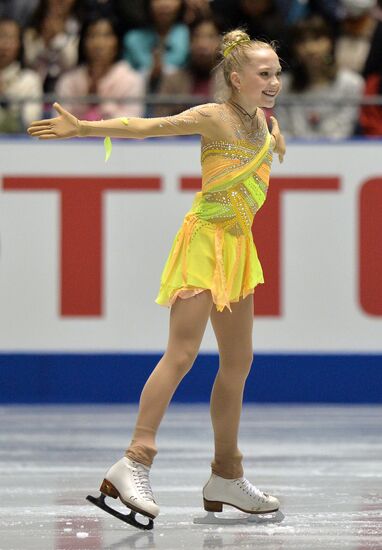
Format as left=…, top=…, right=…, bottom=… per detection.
left=27, top=102, right=216, bottom=140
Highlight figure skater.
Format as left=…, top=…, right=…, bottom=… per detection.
left=27, top=28, right=286, bottom=529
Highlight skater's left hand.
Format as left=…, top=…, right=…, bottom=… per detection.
left=270, top=116, right=286, bottom=163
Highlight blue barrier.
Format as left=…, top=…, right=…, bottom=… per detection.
left=0, top=353, right=381, bottom=403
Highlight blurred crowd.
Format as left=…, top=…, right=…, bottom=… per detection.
left=1, top=0, right=382, bottom=138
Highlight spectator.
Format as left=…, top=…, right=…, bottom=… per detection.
left=210, top=0, right=289, bottom=64
left=154, top=16, right=222, bottom=116
left=183, top=0, right=212, bottom=25
left=80, top=0, right=116, bottom=19
left=0, top=0, right=39, bottom=27
left=359, top=0, right=382, bottom=135
left=226, top=0, right=285, bottom=43
left=308, top=0, right=343, bottom=29
left=55, top=16, right=145, bottom=120
left=114, top=0, right=150, bottom=31
left=273, top=0, right=310, bottom=25
left=23, top=0, right=83, bottom=93
left=336, top=0, right=377, bottom=73
left=210, top=0, right=342, bottom=65
left=210, top=0, right=341, bottom=28
left=363, top=0, right=382, bottom=77
left=275, top=16, right=364, bottom=139
left=0, top=17, right=42, bottom=133
left=123, top=0, right=190, bottom=94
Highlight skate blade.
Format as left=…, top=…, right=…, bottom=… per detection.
left=193, top=510, right=285, bottom=525
left=86, top=493, right=154, bottom=530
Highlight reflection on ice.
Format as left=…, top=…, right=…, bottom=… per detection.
left=0, top=404, right=381, bottom=549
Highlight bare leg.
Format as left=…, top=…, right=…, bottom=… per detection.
left=125, top=291, right=213, bottom=466
left=209, top=294, right=254, bottom=479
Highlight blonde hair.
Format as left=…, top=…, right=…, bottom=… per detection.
left=214, top=29, right=277, bottom=101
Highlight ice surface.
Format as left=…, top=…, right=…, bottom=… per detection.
left=0, top=404, right=381, bottom=549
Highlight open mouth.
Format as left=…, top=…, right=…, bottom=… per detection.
left=262, top=91, right=278, bottom=97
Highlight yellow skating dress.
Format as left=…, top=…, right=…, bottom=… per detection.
left=155, top=103, right=274, bottom=313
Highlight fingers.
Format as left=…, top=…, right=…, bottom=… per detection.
left=28, top=125, right=53, bottom=135
left=30, top=129, right=57, bottom=137
left=28, top=118, right=56, bottom=128
left=270, top=116, right=279, bottom=132
left=53, top=102, right=67, bottom=116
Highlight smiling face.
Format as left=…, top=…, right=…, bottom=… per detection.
left=230, top=47, right=282, bottom=109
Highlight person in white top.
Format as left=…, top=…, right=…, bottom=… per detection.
left=23, top=0, right=82, bottom=93
left=275, top=15, right=364, bottom=139
left=0, top=17, right=42, bottom=133
left=55, top=15, right=145, bottom=120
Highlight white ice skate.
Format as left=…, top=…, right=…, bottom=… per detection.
left=86, top=457, right=159, bottom=530
left=194, top=473, right=284, bottom=525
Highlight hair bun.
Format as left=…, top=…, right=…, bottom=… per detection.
left=221, top=29, right=251, bottom=58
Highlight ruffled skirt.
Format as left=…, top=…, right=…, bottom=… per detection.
left=155, top=212, right=264, bottom=313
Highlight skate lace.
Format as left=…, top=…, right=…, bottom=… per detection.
left=132, top=463, right=154, bottom=502
left=236, top=478, right=267, bottom=503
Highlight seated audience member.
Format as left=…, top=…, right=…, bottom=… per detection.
left=0, top=17, right=42, bottom=133
left=275, top=16, right=364, bottom=139
left=358, top=71, right=382, bottom=135
left=55, top=16, right=145, bottom=120
left=210, top=0, right=287, bottom=57
left=0, top=0, right=39, bottom=27
left=183, top=0, right=213, bottom=24
left=211, top=0, right=341, bottom=27
left=154, top=16, right=221, bottom=116
left=113, top=0, right=148, bottom=31
left=123, top=0, right=190, bottom=94
left=80, top=0, right=116, bottom=19
left=336, top=0, right=377, bottom=73
left=359, top=2, right=382, bottom=135
left=273, top=0, right=310, bottom=24
left=23, top=0, right=83, bottom=92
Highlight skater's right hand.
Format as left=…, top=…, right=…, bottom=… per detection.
left=27, top=102, right=81, bottom=140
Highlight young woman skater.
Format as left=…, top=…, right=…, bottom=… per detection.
left=28, top=29, right=286, bottom=527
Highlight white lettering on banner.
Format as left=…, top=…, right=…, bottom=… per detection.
left=0, top=140, right=381, bottom=351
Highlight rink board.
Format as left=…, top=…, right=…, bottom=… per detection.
left=0, top=137, right=381, bottom=402
left=0, top=352, right=381, bottom=403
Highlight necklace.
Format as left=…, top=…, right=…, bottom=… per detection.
left=226, top=100, right=260, bottom=138
left=228, top=100, right=258, bottom=120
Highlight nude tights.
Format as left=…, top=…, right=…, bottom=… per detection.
left=125, top=290, right=254, bottom=479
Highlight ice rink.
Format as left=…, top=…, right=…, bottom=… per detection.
left=1, top=404, right=381, bottom=550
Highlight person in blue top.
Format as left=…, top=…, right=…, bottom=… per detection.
left=123, top=0, right=189, bottom=76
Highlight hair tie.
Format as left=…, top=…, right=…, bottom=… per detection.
left=223, top=37, right=251, bottom=58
